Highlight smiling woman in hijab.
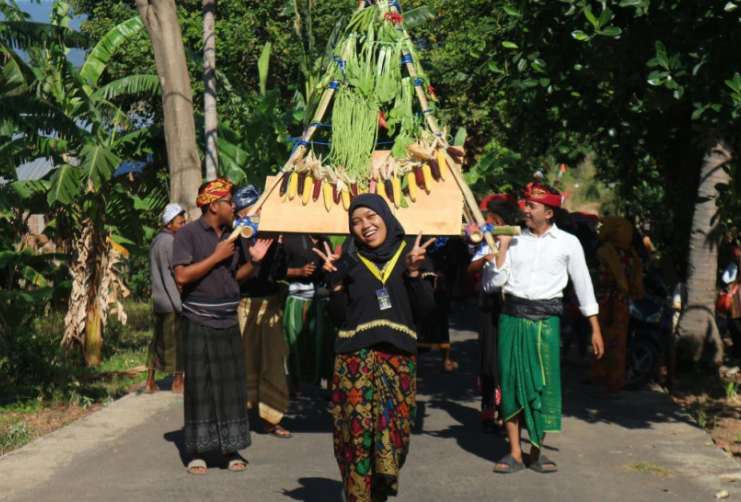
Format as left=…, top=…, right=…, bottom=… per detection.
left=313, top=193, right=435, bottom=502
left=591, top=215, right=645, bottom=397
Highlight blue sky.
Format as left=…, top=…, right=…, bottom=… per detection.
left=3, top=0, right=86, bottom=66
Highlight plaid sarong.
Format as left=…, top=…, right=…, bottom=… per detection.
left=146, top=312, right=183, bottom=373
left=182, top=319, right=251, bottom=454
left=498, top=314, right=561, bottom=451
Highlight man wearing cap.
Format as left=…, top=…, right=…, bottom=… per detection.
left=146, top=203, right=186, bottom=394
left=482, top=182, right=604, bottom=474
left=233, top=185, right=293, bottom=439
left=172, top=179, right=273, bottom=474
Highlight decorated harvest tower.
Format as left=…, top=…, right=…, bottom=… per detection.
left=235, top=0, right=519, bottom=248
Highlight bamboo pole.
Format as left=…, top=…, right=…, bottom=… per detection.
left=227, top=3, right=367, bottom=241
left=392, top=4, right=498, bottom=253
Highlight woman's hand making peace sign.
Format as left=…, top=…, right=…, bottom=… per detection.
left=406, top=232, right=436, bottom=277
left=312, top=241, right=342, bottom=291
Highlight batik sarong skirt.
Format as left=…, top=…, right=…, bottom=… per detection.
left=332, top=345, right=416, bottom=502
left=238, top=293, right=290, bottom=425
left=498, top=314, right=561, bottom=450
left=182, top=319, right=251, bottom=455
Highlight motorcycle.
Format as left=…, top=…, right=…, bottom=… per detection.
left=624, top=270, right=672, bottom=390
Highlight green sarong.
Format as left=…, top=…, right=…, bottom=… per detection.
left=498, top=314, right=561, bottom=450
left=146, top=312, right=183, bottom=373
left=283, top=296, right=335, bottom=385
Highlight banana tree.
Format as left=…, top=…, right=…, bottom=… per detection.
left=1, top=3, right=161, bottom=365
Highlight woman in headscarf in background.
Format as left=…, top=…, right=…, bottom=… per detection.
left=314, top=194, right=435, bottom=502
left=590, top=215, right=645, bottom=398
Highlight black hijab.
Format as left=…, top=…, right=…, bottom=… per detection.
left=348, top=193, right=406, bottom=263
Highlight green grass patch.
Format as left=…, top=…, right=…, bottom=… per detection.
left=623, top=462, right=674, bottom=477
left=0, top=300, right=155, bottom=411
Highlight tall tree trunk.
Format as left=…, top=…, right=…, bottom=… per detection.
left=203, top=0, right=218, bottom=181
left=135, top=0, right=202, bottom=220
left=677, top=140, right=732, bottom=365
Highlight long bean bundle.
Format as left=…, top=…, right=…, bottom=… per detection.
left=327, top=88, right=378, bottom=187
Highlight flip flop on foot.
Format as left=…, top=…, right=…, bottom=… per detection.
left=222, top=453, right=247, bottom=472
left=187, top=458, right=207, bottom=475
left=493, top=454, right=526, bottom=474
left=529, top=455, right=557, bottom=473
left=264, top=424, right=293, bottom=439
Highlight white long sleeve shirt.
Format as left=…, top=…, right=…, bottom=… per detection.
left=481, top=224, right=599, bottom=317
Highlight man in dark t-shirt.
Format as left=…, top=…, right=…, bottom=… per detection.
left=171, top=178, right=272, bottom=474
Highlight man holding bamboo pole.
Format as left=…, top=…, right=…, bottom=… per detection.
left=482, top=182, right=604, bottom=474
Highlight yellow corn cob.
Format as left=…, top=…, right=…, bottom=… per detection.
left=406, top=172, right=417, bottom=202
left=376, top=180, right=387, bottom=200
left=392, top=177, right=402, bottom=209
left=323, top=182, right=333, bottom=212
left=341, top=190, right=351, bottom=211
left=287, top=172, right=298, bottom=200
left=422, top=164, right=433, bottom=193
left=359, top=184, right=368, bottom=194
left=437, top=151, right=449, bottom=181
left=302, top=175, right=313, bottom=205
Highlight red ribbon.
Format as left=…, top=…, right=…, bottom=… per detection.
left=384, top=12, right=404, bottom=25
left=427, top=85, right=438, bottom=99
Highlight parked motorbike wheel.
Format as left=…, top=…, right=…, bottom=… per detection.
left=625, top=338, right=661, bottom=390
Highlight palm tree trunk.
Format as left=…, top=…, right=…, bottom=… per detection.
left=677, top=140, right=732, bottom=365
left=203, top=0, right=218, bottom=181
left=135, top=0, right=202, bottom=220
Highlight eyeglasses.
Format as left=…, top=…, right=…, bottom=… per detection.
left=214, top=199, right=235, bottom=206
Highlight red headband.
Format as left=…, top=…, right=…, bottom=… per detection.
left=522, top=182, right=562, bottom=208
left=479, top=194, right=517, bottom=210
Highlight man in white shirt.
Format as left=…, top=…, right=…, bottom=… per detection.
left=483, top=182, right=604, bottom=474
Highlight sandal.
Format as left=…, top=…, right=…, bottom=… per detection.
left=529, top=454, right=557, bottom=473
left=265, top=424, right=293, bottom=439
left=187, top=458, right=207, bottom=475
left=493, top=454, right=526, bottom=474
left=222, top=453, right=247, bottom=472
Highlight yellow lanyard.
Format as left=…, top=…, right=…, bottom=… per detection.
left=357, top=242, right=406, bottom=285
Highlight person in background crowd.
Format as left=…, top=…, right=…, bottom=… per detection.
left=146, top=203, right=186, bottom=394
left=722, top=245, right=741, bottom=360
left=417, top=238, right=458, bottom=373
left=469, top=195, right=519, bottom=434
left=172, top=179, right=271, bottom=474
left=234, top=185, right=293, bottom=439
left=561, top=215, right=600, bottom=366
left=315, top=194, right=434, bottom=502
left=283, top=234, right=336, bottom=397
left=590, top=216, right=645, bottom=398
left=484, top=182, right=604, bottom=474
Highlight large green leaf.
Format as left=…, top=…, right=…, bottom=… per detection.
left=79, top=144, right=122, bottom=190
left=0, top=95, right=83, bottom=140
left=47, top=163, right=79, bottom=205
left=79, top=16, right=144, bottom=85
left=402, top=6, right=435, bottom=30
left=258, top=43, right=271, bottom=96
left=92, top=74, right=161, bottom=101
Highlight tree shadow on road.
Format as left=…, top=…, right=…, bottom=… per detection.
left=282, top=477, right=343, bottom=501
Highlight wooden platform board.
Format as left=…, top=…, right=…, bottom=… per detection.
left=258, top=152, right=464, bottom=236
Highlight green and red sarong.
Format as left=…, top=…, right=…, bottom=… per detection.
left=332, top=345, right=416, bottom=502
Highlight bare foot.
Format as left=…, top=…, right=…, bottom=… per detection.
left=172, top=373, right=184, bottom=393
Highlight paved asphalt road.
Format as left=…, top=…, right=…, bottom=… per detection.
left=2, top=305, right=741, bottom=502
